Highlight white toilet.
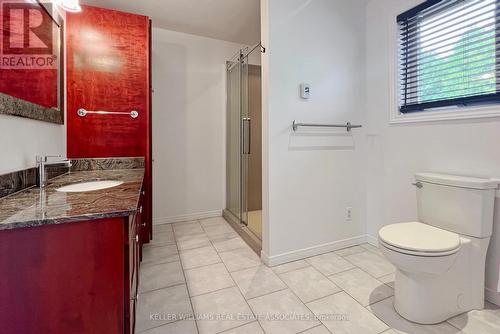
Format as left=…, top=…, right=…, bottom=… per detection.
left=378, top=172, right=497, bottom=324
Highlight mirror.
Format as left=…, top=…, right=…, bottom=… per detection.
left=0, top=0, right=64, bottom=124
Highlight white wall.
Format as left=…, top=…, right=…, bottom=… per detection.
left=365, top=0, right=500, bottom=305
left=261, top=0, right=369, bottom=264
left=152, top=28, right=249, bottom=224
left=0, top=116, right=66, bottom=173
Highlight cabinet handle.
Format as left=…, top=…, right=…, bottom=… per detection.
left=135, top=235, right=139, bottom=243
left=142, top=190, right=145, bottom=196
left=139, top=206, right=143, bottom=214
left=142, top=222, right=147, bottom=227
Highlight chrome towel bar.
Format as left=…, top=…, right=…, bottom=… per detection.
left=77, top=108, right=139, bottom=119
left=292, top=120, right=362, bottom=132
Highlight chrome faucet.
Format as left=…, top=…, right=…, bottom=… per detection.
left=36, top=155, right=72, bottom=188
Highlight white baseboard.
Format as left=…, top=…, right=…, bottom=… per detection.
left=485, top=287, right=500, bottom=306
left=366, top=234, right=379, bottom=247
left=261, top=234, right=368, bottom=267
left=153, top=210, right=222, bottom=225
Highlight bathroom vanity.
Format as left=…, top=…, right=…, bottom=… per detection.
left=0, top=159, right=146, bottom=333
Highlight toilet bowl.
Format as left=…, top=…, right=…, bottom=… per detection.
left=378, top=173, right=497, bottom=324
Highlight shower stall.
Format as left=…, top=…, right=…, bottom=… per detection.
left=224, top=45, right=262, bottom=251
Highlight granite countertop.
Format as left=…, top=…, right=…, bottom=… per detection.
left=0, top=169, right=144, bottom=230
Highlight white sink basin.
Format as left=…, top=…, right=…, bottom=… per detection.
left=56, top=180, right=124, bottom=193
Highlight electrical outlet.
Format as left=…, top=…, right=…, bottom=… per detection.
left=346, top=207, right=353, bottom=221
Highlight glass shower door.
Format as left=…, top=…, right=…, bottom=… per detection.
left=226, top=52, right=249, bottom=226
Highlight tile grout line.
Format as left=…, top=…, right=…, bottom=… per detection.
left=326, top=265, right=395, bottom=297
left=244, top=286, right=291, bottom=302
left=332, top=244, right=369, bottom=256
left=199, top=219, right=267, bottom=334
left=140, top=257, right=181, bottom=267
left=240, top=242, right=352, bottom=333
left=182, top=259, right=223, bottom=271
left=364, top=296, right=399, bottom=334
left=151, top=226, right=477, bottom=334
left=303, top=258, right=356, bottom=277
left=143, top=239, right=177, bottom=248
left=220, top=240, right=393, bottom=333
left=137, top=237, right=189, bottom=333
left=331, top=246, right=398, bottom=321
left=340, top=249, right=396, bottom=282
left=138, top=281, right=187, bottom=295
left=285, top=246, right=393, bottom=332
left=296, top=324, right=328, bottom=334
left=445, top=319, right=467, bottom=332
left=273, top=278, right=336, bottom=334
left=361, top=295, right=397, bottom=333
left=274, top=260, right=346, bottom=305
left=172, top=219, right=202, bottom=334
left=191, top=230, right=480, bottom=334
left=137, top=228, right=187, bottom=333
left=139, top=258, right=181, bottom=268
left=171, top=224, right=391, bottom=334
left=216, top=321, right=261, bottom=334
left=345, top=259, right=397, bottom=291
left=271, top=261, right=312, bottom=275
left=188, top=284, right=238, bottom=299
left=136, top=317, right=192, bottom=334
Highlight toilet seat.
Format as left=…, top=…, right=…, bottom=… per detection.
left=379, top=222, right=461, bottom=257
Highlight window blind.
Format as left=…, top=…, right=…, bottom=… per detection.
left=398, top=0, right=500, bottom=113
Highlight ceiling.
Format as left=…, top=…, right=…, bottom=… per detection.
left=81, top=0, right=261, bottom=45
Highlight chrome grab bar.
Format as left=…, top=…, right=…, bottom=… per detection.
left=77, top=108, right=139, bottom=119
left=292, top=120, right=362, bottom=132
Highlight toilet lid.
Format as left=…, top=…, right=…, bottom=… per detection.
left=379, top=222, right=460, bottom=253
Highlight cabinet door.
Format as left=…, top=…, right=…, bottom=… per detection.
left=67, top=6, right=150, bottom=159
left=0, top=218, right=125, bottom=334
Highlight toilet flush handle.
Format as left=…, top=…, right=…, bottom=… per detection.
left=412, top=182, right=423, bottom=188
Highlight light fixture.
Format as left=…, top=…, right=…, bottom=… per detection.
left=54, top=0, right=82, bottom=13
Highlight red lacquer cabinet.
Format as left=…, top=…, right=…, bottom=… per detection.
left=0, top=216, right=141, bottom=334
left=66, top=5, right=153, bottom=246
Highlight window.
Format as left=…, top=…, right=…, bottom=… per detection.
left=398, top=0, right=499, bottom=113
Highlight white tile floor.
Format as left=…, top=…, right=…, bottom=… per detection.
left=137, top=217, right=500, bottom=334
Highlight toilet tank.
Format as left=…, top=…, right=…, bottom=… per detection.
left=415, top=173, right=497, bottom=238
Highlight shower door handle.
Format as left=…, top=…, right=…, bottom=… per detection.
left=243, top=117, right=251, bottom=155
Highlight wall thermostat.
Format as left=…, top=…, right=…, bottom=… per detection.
left=300, top=83, right=310, bottom=99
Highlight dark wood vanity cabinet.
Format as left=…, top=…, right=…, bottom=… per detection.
left=126, top=188, right=145, bottom=334
left=0, top=211, right=144, bottom=334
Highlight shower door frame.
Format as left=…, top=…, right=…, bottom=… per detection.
left=225, top=50, right=250, bottom=227
left=224, top=47, right=262, bottom=254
